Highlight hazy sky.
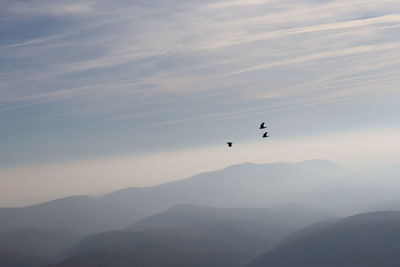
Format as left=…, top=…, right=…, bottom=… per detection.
left=1, top=0, right=400, bottom=206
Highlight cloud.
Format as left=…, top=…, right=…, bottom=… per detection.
left=202, top=14, right=400, bottom=50
left=219, top=42, right=400, bottom=77
left=207, top=0, right=273, bottom=9
left=5, top=1, right=94, bottom=16
left=1, top=0, right=400, bottom=168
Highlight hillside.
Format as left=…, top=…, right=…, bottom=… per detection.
left=248, top=211, right=400, bottom=267
left=0, top=228, right=81, bottom=259
left=0, top=160, right=347, bottom=234
left=0, top=250, right=48, bottom=267
left=48, top=204, right=333, bottom=267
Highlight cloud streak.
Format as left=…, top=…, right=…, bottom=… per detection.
left=1, top=0, right=400, bottom=166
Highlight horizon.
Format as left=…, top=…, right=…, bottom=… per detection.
left=1, top=155, right=399, bottom=208
left=1, top=126, right=399, bottom=206
left=0, top=158, right=338, bottom=208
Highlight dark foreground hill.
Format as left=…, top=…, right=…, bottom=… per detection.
left=0, top=228, right=81, bottom=259
left=46, top=204, right=333, bottom=267
left=248, top=211, right=400, bottom=267
left=0, top=250, right=48, bottom=267
left=0, top=160, right=347, bottom=234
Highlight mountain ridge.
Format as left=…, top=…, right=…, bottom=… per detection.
left=0, top=159, right=347, bottom=233
left=248, top=210, right=400, bottom=267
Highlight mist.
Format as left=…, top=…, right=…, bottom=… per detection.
left=1, top=126, right=399, bottom=207
left=1, top=158, right=400, bottom=266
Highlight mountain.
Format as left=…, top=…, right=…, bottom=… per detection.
left=248, top=211, right=400, bottom=267
left=0, top=228, right=81, bottom=259
left=0, top=250, right=48, bottom=267
left=129, top=203, right=333, bottom=233
left=0, top=160, right=348, bottom=233
left=47, top=204, right=333, bottom=267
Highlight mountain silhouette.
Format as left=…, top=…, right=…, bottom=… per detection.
left=0, top=250, right=48, bottom=267
left=48, top=204, right=332, bottom=267
left=0, top=160, right=348, bottom=234
left=129, top=204, right=333, bottom=233
left=248, top=211, right=400, bottom=267
left=0, top=228, right=81, bottom=259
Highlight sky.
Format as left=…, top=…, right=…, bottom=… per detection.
left=1, top=0, right=400, bottom=206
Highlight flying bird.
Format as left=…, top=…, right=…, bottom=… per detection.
left=259, top=122, right=266, bottom=129
left=262, top=132, right=269, bottom=138
left=227, top=142, right=233, bottom=147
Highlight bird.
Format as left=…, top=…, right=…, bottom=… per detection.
left=262, top=132, right=269, bottom=138
left=227, top=142, right=233, bottom=147
left=259, top=122, right=266, bottom=129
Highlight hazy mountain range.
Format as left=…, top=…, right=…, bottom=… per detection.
left=0, top=160, right=352, bottom=234
left=0, top=250, right=48, bottom=267
left=0, top=228, right=80, bottom=259
left=0, top=159, right=400, bottom=267
left=49, top=204, right=331, bottom=267
left=248, top=211, right=400, bottom=267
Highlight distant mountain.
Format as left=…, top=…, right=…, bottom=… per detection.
left=0, top=228, right=81, bottom=259
left=248, top=211, right=400, bottom=267
left=48, top=204, right=333, bottom=267
left=0, top=160, right=347, bottom=233
left=129, top=203, right=333, bottom=233
left=0, top=250, right=48, bottom=267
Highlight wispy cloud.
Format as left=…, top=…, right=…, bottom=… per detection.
left=207, top=0, right=273, bottom=9
left=1, top=0, right=400, bottom=166
left=219, top=42, right=400, bottom=77
left=4, top=1, right=94, bottom=16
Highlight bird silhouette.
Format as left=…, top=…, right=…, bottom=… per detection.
left=262, top=132, right=269, bottom=138
left=259, top=122, right=266, bottom=129
left=227, top=142, right=233, bottom=147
